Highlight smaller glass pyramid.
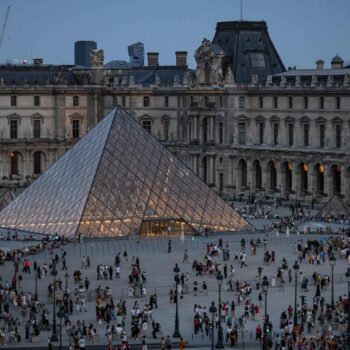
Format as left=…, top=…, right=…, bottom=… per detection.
left=0, top=107, right=250, bottom=237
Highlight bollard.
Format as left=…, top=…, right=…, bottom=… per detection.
left=191, top=333, right=193, bottom=340
left=243, top=340, right=245, bottom=350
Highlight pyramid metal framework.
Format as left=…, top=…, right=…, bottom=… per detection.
left=315, top=195, right=350, bottom=220
left=0, top=107, right=250, bottom=238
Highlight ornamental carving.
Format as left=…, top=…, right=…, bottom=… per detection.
left=194, top=38, right=224, bottom=85
left=89, top=49, right=104, bottom=67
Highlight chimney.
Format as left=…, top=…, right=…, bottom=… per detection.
left=175, top=51, right=188, bottom=66
left=147, top=52, right=159, bottom=67
left=33, top=58, right=43, bottom=65
left=316, top=59, right=324, bottom=70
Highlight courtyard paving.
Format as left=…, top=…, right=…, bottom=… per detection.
left=0, top=212, right=349, bottom=349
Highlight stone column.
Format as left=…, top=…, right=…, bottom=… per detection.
left=209, top=155, right=215, bottom=185
left=194, top=116, right=198, bottom=140
left=187, top=120, right=191, bottom=142
left=324, top=165, right=332, bottom=198
left=209, top=117, right=215, bottom=141
left=194, top=155, right=198, bottom=175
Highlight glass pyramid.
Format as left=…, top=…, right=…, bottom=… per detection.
left=0, top=107, right=250, bottom=238
left=315, top=195, right=350, bottom=221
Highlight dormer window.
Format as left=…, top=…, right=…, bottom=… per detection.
left=250, top=52, right=265, bottom=68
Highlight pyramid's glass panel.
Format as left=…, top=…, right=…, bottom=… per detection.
left=0, top=107, right=250, bottom=238
left=315, top=195, right=350, bottom=220
left=0, top=110, right=116, bottom=236
left=77, top=108, right=250, bottom=238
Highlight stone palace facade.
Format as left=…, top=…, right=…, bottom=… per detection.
left=0, top=21, right=349, bottom=205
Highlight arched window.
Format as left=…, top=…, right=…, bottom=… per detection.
left=143, top=96, right=150, bottom=107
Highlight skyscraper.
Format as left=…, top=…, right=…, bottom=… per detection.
left=74, top=40, right=97, bottom=67
left=128, top=42, right=144, bottom=67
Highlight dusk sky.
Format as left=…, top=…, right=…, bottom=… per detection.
left=0, top=0, right=349, bottom=69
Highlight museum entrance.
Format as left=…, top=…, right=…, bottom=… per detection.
left=140, top=218, right=195, bottom=236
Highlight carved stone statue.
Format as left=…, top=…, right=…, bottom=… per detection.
left=280, top=74, right=286, bottom=86
left=174, top=75, right=180, bottom=85
left=121, top=76, right=127, bottom=85
left=89, top=49, right=104, bottom=67
left=129, top=75, right=135, bottom=85
left=47, top=128, right=54, bottom=138
left=327, top=74, right=334, bottom=87
left=210, top=59, right=223, bottom=85
left=266, top=75, right=272, bottom=86
left=194, top=37, right=224, bottom=85
left=251, top=74, right=259, bottom=85
left=154, top=74, right=160, bottom=85
left=295, top=75, right=301, bottom=87
left=344, top=74, right=350, bottom=86
left=0, top=127, right=5, bottom=138
left=225, top=67, right=234, bottom=85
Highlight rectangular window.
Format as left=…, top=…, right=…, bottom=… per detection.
left=72, top=120, right=80, bottom=138
left=239, top=96, right=245, bottom=109
left=33, top=119, right=41, bottom=138
left=336, top=125, right=342, bottom=148
left=250, top=52, right=266, bottom=68
left=218, top=122, right=223, bottom=144
left=142, top=120, right=151, bottom=133
left=319, top=124, right=325, bottom=148
left=11, top=95, right=17, bottom=107
left=320, top=96, right=324, bottom=109
left=164, top=96, right=169, bottom=107
left=34, top=95, right=40, bottom=107
left=10, top=119, right=18, bottom=139
left=238, top=122, right=246, bottom=145
left=259, top=96, right=264, bottom=109
left=304, top=96, right=308, bottom=109
left=259, top=123, right=264, bottom=145
left=73, top=96, right=79, bottom=107
left=288, top=124, right=294, bottom=146
left=304, top=124, right=309, bottom=146
left=336, top=96, right=341, bottom=110
left=289, top=96, right=293, bottom=109
left=273, top=123, right=279, bottom=145
left=273, top=96, right=278, bottom=109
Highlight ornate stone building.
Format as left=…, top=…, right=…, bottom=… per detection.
left=0, top=21, right=349, bottom=205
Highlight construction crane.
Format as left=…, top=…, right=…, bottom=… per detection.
left=0, top=6, right=10, bottom=50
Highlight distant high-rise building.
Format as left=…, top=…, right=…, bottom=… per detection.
left=128, top=42, right=144, bottom=67
left=75, top=41, right=97, bottom=67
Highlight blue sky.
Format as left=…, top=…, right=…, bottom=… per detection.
left=0, top=0, right=349, bottom=68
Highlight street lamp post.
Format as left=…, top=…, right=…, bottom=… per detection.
left=295, top=185, right=298, bottom=207
left=233, top=184, right=236, bottom=202
left=329, top=253, right=336, bottom=310
left=345, top=268, right=350, bottom=350
left=57, top=306, right=66, bottom=350
left=173, top=263, right=181, bottom=338
left=209, top=302, right=217, bottom=350
left=51, top=261, right=58, bottom=342
left=293, top=261, right=300, bottom=328
left=300, top=295, right=306, bottom=332
left=34, top=261, right=38, bottom=301
left=216, top=272, right=224, bottom=348
left=262, top=276, right=269, bottom=350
